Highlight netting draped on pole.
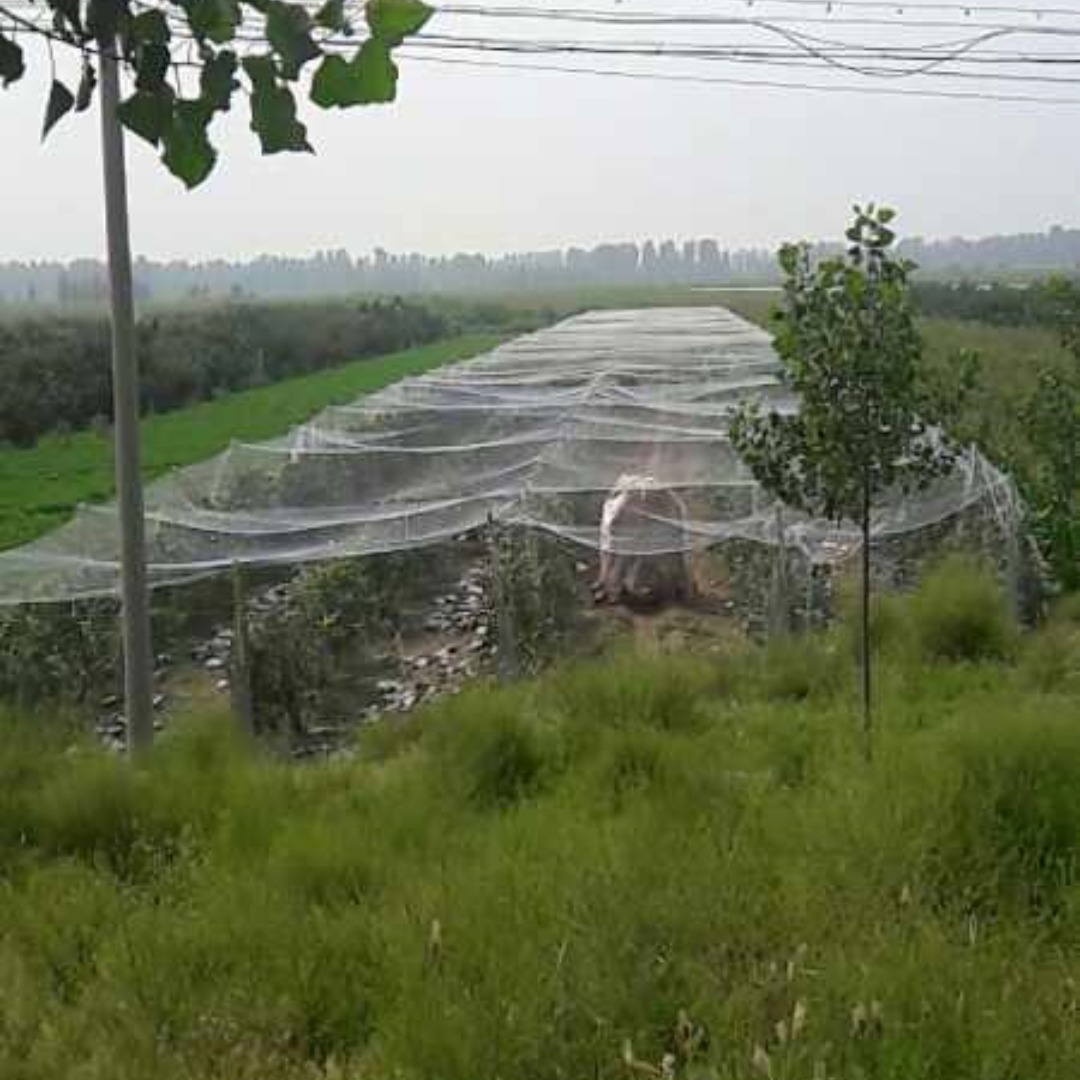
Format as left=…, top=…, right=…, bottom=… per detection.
left=0, top=306, right=1014, bottom=605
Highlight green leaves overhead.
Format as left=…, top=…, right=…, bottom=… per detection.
left=265, top=2, right=320, bottom=77
left=118, top=89, right=175, bottom=147
left=134, top=42, right=171, bottom=91
left=6, top=0, right=432, bottom=185
left=200, top=50, right=239, bottom=113
left=42, top=80, right=75, bottom=139
left=310, top=54, right=359, bottom=108
left=310, top=38, right=397, bottom=107
left=162, top=100, right=217, bottom=187
left=85, top=0, right=124, bottom=44
left=315, top=0, right=348, bottom=32
left=366, top=0, right=433, bottom=42
left=185, top=0, right=242, bottom=45
left=243, top=54, right=311, bottom=153
left=0, top=32, right=25, bottom=88
left=75, top=57, right=97, bottom=112
left=131, top=8, right=170, bottom=45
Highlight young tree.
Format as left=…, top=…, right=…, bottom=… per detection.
left=0, top=0, right=433, bottom=187
left=731, top=204, right=968, bottom=753
left=1018, top=279, right=1080, bottom=590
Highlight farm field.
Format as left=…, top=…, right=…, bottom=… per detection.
left=4, top=566, right=1080, bottom=1079
left=0, top=334, right=498, bottom=551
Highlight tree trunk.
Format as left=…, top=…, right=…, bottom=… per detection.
left=100, top=37, right=155, bottom=757
left=860, top=483, right=873, bottom=762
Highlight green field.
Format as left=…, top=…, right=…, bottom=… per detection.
left=4, top=564, right=1080, bottom=1079
left=0, top=334, right=499, bottom=551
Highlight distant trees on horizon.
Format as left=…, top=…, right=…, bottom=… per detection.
left=3, top=225, right=1080, bottom=306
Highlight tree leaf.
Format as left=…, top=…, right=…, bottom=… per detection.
left=162, top=100, right=217, bottom=187
left=243, top=55, right=312, bottom=153
left=186, top=0, right=241, bottom=45
left=118, top=88, right=174, bottom=146
left=310, top=54, right=360, bottom=108
left=131, top=8, right=170, bottom=45
left=0, top=32, right=24, bottom=88
left=75, top=58, right=97, bottom=112
left=266, top=1, right=320, bottom=77
left=311, top=44, right=401, bottom=108
left=135, top=42, right=171, bottom=92
left=42, top=80, right=75, bottom=140
left=315, top=0, right=347, bottom=31
left=366, top=0, right=433, bottom=42
left=351, top=37, right=398, bottom=103
left=50, top=0, right=84, bottom=37
left=86, top=0, right=125, bottom=43
left=200, top=49, right=238, bottom=113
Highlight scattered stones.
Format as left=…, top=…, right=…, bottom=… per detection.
left=366, top=561, right=494, bottom=718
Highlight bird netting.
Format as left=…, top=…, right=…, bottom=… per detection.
left=0, top=306, right=1017, bottom=605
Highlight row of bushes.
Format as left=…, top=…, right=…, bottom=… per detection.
left=0, top=297, right=449, bottom=447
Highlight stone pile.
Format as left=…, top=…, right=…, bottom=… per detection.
left=365, top=562, right=494, bottom=717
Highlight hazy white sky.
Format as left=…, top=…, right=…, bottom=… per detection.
left=2, top=0, right=1079, bottom=261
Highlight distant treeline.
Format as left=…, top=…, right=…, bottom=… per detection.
left=912, top=280, right=1076, bottom=327
left=0, top=298, right=447, bottom=447
left=5, top=225, right=1080, bottom=305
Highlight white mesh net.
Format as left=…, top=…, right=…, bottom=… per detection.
left=0, top=306, right=1015, bottom=605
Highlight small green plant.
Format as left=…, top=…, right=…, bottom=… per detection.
left=910, top=556, right=1016, bottom=663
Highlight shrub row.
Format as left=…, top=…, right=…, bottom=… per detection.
left=0, top=297, right=448, bottom=446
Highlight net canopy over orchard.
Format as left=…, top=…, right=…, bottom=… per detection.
left=0, top=307, right=1015, bottom=605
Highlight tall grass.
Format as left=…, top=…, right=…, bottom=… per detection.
left=3, top=580, right=1080, bottom=1078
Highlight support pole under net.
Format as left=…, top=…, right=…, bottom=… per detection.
left=767, top=507, right=791, bottom=639
left=1002, top=481, right=1024, bottom=625
left=231, top=562, right=255, bottom=737
left=100, top=38, right=155, bottom=756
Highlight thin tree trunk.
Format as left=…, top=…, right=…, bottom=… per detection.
left=100, top=37, right=154, bottom=756
left=860, top=480, right=873, bottom=762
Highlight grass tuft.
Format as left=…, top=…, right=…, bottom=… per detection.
left=910, top=555, right=1017, bottom=662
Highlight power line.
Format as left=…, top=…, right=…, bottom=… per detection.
left=9, top=0, right=1080, bottom=100
left=440, top=1, right=1080, bottom=24
left=402, top=47, right=1080, bottom=101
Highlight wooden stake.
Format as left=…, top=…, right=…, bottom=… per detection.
left=231, top=562, right=255, bottom=736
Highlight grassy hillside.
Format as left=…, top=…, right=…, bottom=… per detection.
left=0, top=335, right=498, bottom=551
left=3, top=565, right=1080, bottom=1079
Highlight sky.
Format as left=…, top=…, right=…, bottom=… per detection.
left=2, top=0, right=1080, bottom=261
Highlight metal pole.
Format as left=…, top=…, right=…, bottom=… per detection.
left=99, top=39, right=155, bottom=756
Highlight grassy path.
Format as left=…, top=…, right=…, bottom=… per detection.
left=0, top=334, right=499, bottom=551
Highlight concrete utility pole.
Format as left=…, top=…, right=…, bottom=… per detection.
left=99, top=38, right=155, bottom=755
